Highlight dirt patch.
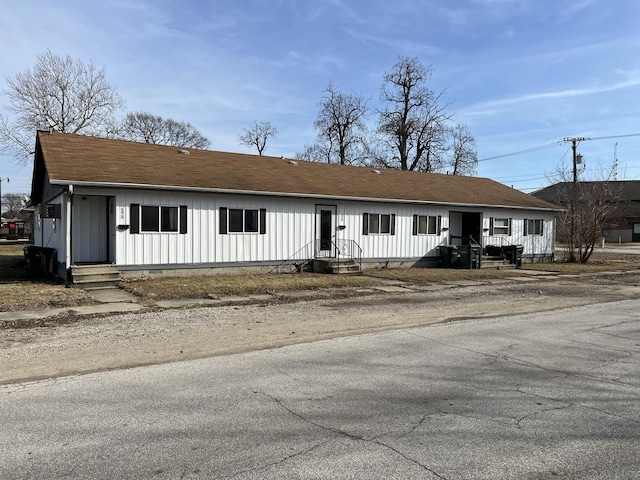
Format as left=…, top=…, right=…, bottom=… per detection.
left=2, top=274, right=640, bottom=385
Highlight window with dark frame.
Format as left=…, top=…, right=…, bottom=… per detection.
left=220, top=207, right=267, bottom=234
left=413, top=215, right=439, bottom=235
left=141, top=206, right=160, bottom=232
left=364, top=213, right=395, bottom=235
left=525, top=218, right=544, bottom=236
left=161, top=206, right=178, bottom=232
left=492, top=218, right=510, bottom=236
left=130, top=204, right=187, bottom=234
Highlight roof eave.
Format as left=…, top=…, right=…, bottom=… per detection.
left=51, top=179, right=560, bottom=212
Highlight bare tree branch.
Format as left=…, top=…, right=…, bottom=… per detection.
left=0, top=50, right=124, bottom=164
left=447, top=123, right=478, bottom=176
left=239, top=121, right=278, bottom=155
left=312, top=82, right=368, bottom=165
left=377, top=56, right=453, bottom=172
left=119, top=112, right=210, bottom=149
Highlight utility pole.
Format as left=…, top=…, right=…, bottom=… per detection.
left=562, top=137, right=588, bottom=262
left=563, top=137, right=588, bottom=184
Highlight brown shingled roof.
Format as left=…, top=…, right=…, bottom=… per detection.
left=35, top=131, right=557, bottom=210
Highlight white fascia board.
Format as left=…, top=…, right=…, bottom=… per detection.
left=51, top=179, right=561, bottom=213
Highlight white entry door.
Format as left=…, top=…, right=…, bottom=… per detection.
left=72, top=196, right=108, bottom=263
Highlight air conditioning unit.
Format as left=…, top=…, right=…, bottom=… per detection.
left=41, top=203, right=62, bottom=219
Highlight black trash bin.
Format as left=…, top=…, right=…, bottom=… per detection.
left=24, top=246, right=57, bottom=278
left=437, top=245, right=460, bottom=268
left=458, top=244, right=481, bottom=269
left=470, top=244, right=481, bottom=269
left=502, top=245, right=523, bottom=268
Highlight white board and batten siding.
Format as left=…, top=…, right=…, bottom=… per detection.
left=115, top=191, right=318, bottom=266
left=36, top=187, right=556, bottom=270
left=481, top=209, right=556, bottom=258
left=112, top=190, right=500, bottom=267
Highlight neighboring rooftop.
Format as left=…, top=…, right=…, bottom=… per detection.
left=33, top=131, right=557, bottom=211
left=534, top=181, right=640, bottom=217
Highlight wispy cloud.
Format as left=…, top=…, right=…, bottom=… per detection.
left=343, top=28, right=441, bottom=56
left=463, top=76, right=640, bottom=117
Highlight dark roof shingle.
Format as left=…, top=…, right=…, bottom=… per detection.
left=36, top=131, right=557, bottom=210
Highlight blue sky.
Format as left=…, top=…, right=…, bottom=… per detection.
left=1, top=0, right=639, bottom=198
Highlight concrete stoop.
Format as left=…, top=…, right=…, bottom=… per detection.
left=480, top=256, right=516, bottom=270
left=71, top=264, right=121, bottom=288
left=313, top=258, right=362, bottom=274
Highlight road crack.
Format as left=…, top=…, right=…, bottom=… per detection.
left=256, top=390, right=449, bottom=479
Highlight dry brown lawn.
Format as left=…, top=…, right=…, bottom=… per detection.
left=3, top=242, right=640, bottom=311
left=121, top=273, right=377, bottom=301
left=0, top=243, right=95, bottom=311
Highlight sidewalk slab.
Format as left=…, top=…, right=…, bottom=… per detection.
left=275, top=290, right=322, bottom=298
left=372, top=285, right=412, bottom=293
left=408, top=284, right=456, bottom=291
left=248, top=294, right=274, bottom=301
left=156, top=299, right=221, bottom=308
left=218, top=295, right=253, bottom=302
left=85, top=287, right=138, bottom=303
left=0, top=308, right=67, bottom=322
left=444, top=280, right=486, bottom=287
left=70, top=303, right=144, bottom=315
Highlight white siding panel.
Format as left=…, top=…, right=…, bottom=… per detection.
left=108, top=188, right=555, bottom=267
left=482, top=209, right=555, bottom=256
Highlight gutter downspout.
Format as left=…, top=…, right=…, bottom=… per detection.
left=65, top=185, right=73, bottom=282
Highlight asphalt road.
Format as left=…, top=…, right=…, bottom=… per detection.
left=1, top=299, right=639, bottom=479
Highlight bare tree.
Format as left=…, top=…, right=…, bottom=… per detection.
left=119, top=112, right=210, bottom=149
left=1, top=193, right=29, bottom=218
left=540, top=162, right=620, bottom=263
left=0, top=50, right=124, bottom=164
left=447, top=123, right=478, bottom=176
left=312, top=82, right=368, bottom=165
left=377, top=56, right=452, bottom=172
left=239, top=121, right=277, bottom=156
left=295, top=142, right=332, bottom=163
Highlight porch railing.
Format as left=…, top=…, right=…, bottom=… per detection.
left=315, top=238, right=363, bottom=271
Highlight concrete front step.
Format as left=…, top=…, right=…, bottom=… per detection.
left=70, top=264, right=121, bottom=288
left=480, top=256, right=516, bottom=270
left=313, top=258, right=362, bottom=274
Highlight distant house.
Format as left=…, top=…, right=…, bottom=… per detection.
left=30, top=131, right=559, bottom=282
left=0, top=216, right=31, bottom=239
left=533, top=181, right=640, bottom=243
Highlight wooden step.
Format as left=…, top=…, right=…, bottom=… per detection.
left=70, top=264, right=121, bottom=288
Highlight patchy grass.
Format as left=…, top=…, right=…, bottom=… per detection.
left=0, top=243, right=95, bottom=312
left=364, top=267, right=527, bottom=284
left=0, top=283, right=94, bottom=312
left=0, top=243, right=28, bottom=282
left=524, top=251, right=640, bottom=274
left=4, top=242, right=640, bottom=310
left=121, top=272, right=378, bottom=301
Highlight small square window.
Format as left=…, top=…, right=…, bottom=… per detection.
left=369, top=214, right=380, bottom=234
left=416, top=215, right=438, bottom=235
left=527, top=219, right=543, bottom=236
left=141, top=206, right=159, bottom=232
left=161, top=206, right=178, bottom=232
left=493, top=218, right=510, bottom=236
left=380, top=214, right=391, bottom=234
left=229, top=209, right=244, bottom=232
left=244, top=210, right=259, bottom=233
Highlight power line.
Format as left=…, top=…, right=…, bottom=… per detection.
left=478, top=132, right=640, bottom=163
left=478, top=142, right=559, bottom=162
